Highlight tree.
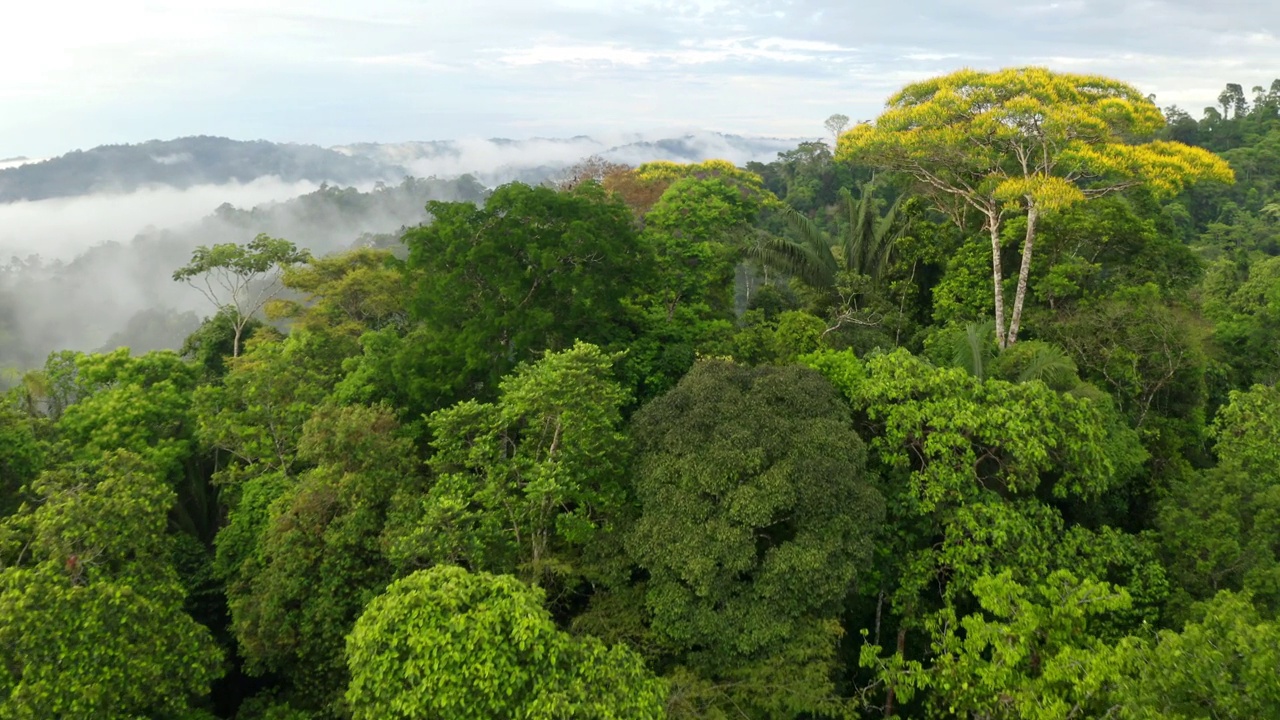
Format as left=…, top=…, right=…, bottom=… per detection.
left=384, top=182, right=646, bottom=412
left=759, top=182, right=914, bottom=292
left=800, top=348, right=1147, bottom=714
left=860, top=570, right=1133, bottom=720
left=824, top=113, right=850, bottom=143
left=1043, top=284, right=1210, bottom=476
left=269, top=247, right=410, bottom=338
left=344, top=565, right=666, bottom=720
left=1218, top=82, right=1248, bottom=119
left=1116, top=590, right=1280, bottom=719
left=625, top=360, right=884, bottom=717
left=53, top=348, right=198, bottom=484
left=839, top=67, right=1234, bottom=347
left=1157, top=384, right=1280, bottom=617
left=227, top=403, right=412, bottom=714
left=0, top=399, right=41, bottom=518
left=0, top=452, right=222, bottom=717
left=173, top=234, right=310, bottom=357
left=1202, top=256, right=1280, bottom=386
left=384, top=342, right=631, bottom=588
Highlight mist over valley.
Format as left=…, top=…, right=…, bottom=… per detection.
left=0, top=130, right=801, bottom=370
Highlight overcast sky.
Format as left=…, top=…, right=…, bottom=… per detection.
left=3, top=0, right=1277, bottom=158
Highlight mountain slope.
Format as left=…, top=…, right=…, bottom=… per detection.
left=0, top=137, right=401, bottom=202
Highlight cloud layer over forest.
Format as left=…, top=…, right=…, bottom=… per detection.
left=0, top=130, right=797, bottom=372
left=7, top=1, right=1275, bottom=158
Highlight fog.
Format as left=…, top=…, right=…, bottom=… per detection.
left=0, top=130, right=800, bottom=374
left=0, top=177, right=326, bottom=261
left=0, top=174, right=486, bottom=372
left=0, top=158, right=39, bottom=172
left=335, top=130, right=801, bottom=186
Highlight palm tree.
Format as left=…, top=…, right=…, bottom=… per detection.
left=949, top=321, right=1077, bottom=386
left=752, top=182, right=914, bottom=293
left=952, top=320, right=998, bottom=380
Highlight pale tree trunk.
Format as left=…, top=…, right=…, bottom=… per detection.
left=988, top=219, right=1009, bottom=349
left=884, top=627, right=908, bottom=717
left=1006, top=203, right=1039, bottom=346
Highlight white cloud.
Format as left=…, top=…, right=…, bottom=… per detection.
left=0, top=177, right=322, bottom=261
left=2, top=0, right=1278, bottom=157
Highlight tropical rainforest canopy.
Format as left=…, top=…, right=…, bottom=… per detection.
left=2, top=68, right=1279, bottom=719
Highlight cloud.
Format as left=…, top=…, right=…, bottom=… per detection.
left=0, top=177, right=322, bottom=261
left=0, top=158, right=39, bottom=171
left=3, top=0, right=1278, bottom=158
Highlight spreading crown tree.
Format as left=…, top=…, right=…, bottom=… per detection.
left=838, top=66, right=1234, bottom=347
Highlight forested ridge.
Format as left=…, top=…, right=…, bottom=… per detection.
left=1, top=68, right=1278, bottom=719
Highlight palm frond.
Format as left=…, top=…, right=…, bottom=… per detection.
left=1016, top=343, right=1078, bottom=387
left=953, top=320, right=997, bottom=380
left=747, top=233, right=837, bottom=290
left=749, top=205, right=839, bottom=289
left=840, top=183, right=915, bottom=282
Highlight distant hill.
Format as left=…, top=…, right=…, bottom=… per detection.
left=1, top=132, right=806, bottom=203
left=334, top=131, right=805, bottom=186
left=0, top=137, right=402, bottom=202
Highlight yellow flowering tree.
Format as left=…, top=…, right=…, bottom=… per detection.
left=838, top=67, right=1234, bottom=347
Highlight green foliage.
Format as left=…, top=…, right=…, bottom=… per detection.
left=270, top=248, right=410, bottom=337
left=0, top=452, right=222, bottom=718
left=181, top=306, right=263, bottom=380
left=732, top=309, right=827, bottom=365
left=226, top=404, right=411, bottom=714
left=173, top=234, right=310, bottom=357
left=800, top=346, right=1147, bottom=647
left=53, top=349, right=197, bottom=483
left=1157, top=384, right=1280, bottom=618
left=386, top=182, right=646, bottom=413
left=1116, top=590, right=1280, bottom=719
left=862, top=570, right=1133, bottom=720
left=345, top=565, right=666, bottom=720
left=202, top=329, right=357, bottom=641
left=1043, top=284, right=1211, bottom=475
left=625, top=360, right=884, bottom=717
left=1202, top=255, right=1280, bottom=386
left=385, top=342, right=630, bottom=588
left=0, top=401, right=41, bottom=517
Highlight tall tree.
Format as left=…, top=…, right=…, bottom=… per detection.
left=173, top=234, right=310, bottom=357
left=384, top=342, right=631, bottom=588
left=824, top=113, right=851, bottom=143
left=387, top=182, right=646, bottom=412
left=839, top=67, right=1233, bottom=347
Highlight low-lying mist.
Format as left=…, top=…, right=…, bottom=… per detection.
left=0, top=175, right=488, bottom=372
left=336, top=131, right=801, bottom=186
left=0, top=129, right=802, bottom=375
left=0, top=177, right=326, bottom=261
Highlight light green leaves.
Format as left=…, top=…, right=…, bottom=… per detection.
left=0, top=452, right=222, bottom=717
left=344, top=565, right=665, bottom=720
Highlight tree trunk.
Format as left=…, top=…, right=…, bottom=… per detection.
left=233, top=321, right=243, bottom=358
left=988, top=219, right=1009, bottom=349
left=1007, top=203, right=1039, bottom=346
left=884, top=627, right=908, bottom=717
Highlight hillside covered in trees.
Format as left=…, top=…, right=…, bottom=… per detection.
left=1, top=68, right=1279, bottom=719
